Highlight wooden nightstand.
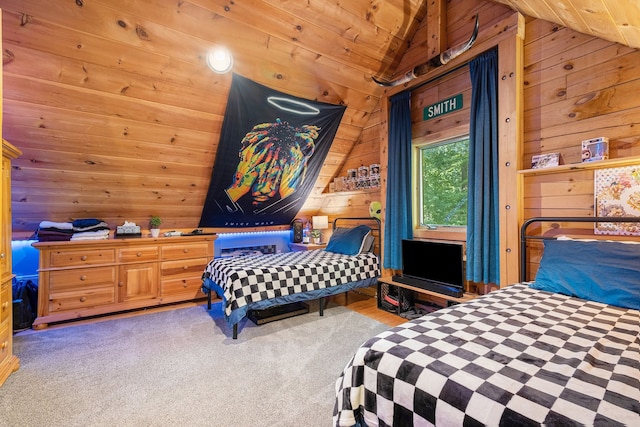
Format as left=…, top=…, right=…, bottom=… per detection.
left=288, top=242, right=327, bottom=252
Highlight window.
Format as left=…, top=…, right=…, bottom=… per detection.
left=418, top=136, right=469, bottom=227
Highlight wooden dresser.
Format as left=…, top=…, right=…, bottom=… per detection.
left=1, top=140, right=22, bottom=386
left=32, top=234, right=217, bottom=329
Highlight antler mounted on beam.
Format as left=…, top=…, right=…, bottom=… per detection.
left=372, top=15, right=480, bottom=87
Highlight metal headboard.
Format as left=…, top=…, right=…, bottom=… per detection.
left=520, top=216, right=640, bottom=282
left=332, top=217, right=382, bottom=259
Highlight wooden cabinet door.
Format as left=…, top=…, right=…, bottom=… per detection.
left=118, top=262, right=158, bottom=303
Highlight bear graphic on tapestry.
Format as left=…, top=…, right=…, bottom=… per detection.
left=199, top=74, right=346, bottom=227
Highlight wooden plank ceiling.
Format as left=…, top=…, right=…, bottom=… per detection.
left=492, top=0, right=640, bottom=48
left=2, top=0, right=639, bottom=235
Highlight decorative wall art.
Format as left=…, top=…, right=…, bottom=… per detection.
left=594, top=165, right=640, bottom=235
left=199, top=74, right=346, bottom=227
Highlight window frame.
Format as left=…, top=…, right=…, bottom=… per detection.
left=412, top=133, right=469, bottom=242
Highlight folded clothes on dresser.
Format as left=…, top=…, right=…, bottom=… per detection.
left=73, top=221, right=110, bottom=232
left=38, top=221, right=74, bottom=230
left=70, top=229, right=110, bottom=241
left=35, top=228, right=74, bottom=242
left=36, top=218, right=112, bottom=241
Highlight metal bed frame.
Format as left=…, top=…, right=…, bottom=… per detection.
left=204, top=217, right=381, bottom=339
left=520, top=216, right=640, bottom=282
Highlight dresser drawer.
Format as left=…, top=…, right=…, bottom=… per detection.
left=160, top=257, right=208, bottom=278
left=118, top=246, right=159, bottom=263
left=160, top=276, right=205, bottom=297
left=0, top=321, right=10, bottom=360
left=49, top=267, right=116, bottom=290
left=49, top=248, right=116, bottom=267
left=161, top=242, right=210, bottom=260
left=48, top=285, right=115, bottom=313
left=0, top=281, right=10, bottom=324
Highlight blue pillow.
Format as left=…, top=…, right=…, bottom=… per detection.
left=531, top=239, right=640, bottom=310
left=325, top=225, right=371, bottom=255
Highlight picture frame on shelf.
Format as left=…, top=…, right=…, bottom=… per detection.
left=531, top=152, right=560, bottom=169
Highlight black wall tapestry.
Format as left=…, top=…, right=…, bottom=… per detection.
left=199, top=74, right=346, bottom=227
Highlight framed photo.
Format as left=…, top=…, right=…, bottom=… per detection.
left=531, top=153, right=560, bottom=169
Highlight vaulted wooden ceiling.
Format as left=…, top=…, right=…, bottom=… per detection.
left=2, top=0, right=639, bottom=236
left=1, top=0, right=433, bottom=234
left=493, top=0, right=640, bottom=48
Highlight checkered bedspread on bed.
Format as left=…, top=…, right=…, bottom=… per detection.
left=202, top=249, right=379, bottom=318
left=334, top=283, right=640, bottom=427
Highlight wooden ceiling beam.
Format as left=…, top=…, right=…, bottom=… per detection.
left=427, top=0, right=448, bottom=60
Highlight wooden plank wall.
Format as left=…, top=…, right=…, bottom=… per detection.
left=319, top=0, right=514, bottom=229
left=521, top=18, right=640, bottom=279
left=379, top=1, right=521, bottom=287
left=298, top=0, right=515, bottom=239
left=301, top=106, right=383, bottom=223
left=410, top=66, right=471, bottom=146
left=3, top=0, right=431, bottom=237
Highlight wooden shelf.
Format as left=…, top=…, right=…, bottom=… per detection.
left=322, top=187, right=380, bottom=196
left=379, top=276, right=478, bottom=304
left=518, top=155, right=640, bottom=176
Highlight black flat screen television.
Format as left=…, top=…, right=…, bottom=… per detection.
left=392, top=239, right=465, bottom=298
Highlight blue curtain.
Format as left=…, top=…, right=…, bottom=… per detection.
left=467, top=48, right=500, bottom=285
left=383, top=91, right=413, bottom=270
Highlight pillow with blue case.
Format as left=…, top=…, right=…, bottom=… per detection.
left=531, top=238, right=640, bottom=310
left=325, top=225, right=372, bottom=255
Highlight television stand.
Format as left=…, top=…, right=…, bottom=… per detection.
left=377, top=276, right=478, bottom=316
left=391, top=275, right=464, bottom=298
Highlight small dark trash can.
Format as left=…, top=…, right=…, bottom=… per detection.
left=12, top=278, right=38, bottom=330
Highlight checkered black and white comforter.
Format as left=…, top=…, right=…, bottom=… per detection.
left=202, top=249, right=379, bottom=323
left=334, top=283, right=640, bottom=426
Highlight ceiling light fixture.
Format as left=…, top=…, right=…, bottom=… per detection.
left=206, top=47, right=233, bottom=74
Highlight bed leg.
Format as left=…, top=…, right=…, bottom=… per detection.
left=319, top=297, right=324, bottom=316
left=233, top=324, right=238, bottom=340
left=206, top=288, right=212, bottom=310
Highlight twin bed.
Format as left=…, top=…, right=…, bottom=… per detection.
left=201, top=218, right=381, bottom=339
left=333, top=217, right=640, bottom=426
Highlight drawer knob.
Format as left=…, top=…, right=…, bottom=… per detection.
left=182, top=281, right=188, bottom=288
left=1, top=341, right=7, bottom=350
left=0, top=253, right=5, bottom=259
left=183, top=248, right=189, bottom=253
left=81, top=255, right=88, bottom=261
left=80, top=297, right=87, bottom=302
left=80, top=275, right=87, bottom=281
left=183, top=265, right=189, bottom=270
left=1, top=301, right=8, bottom=310
left=136, top=252, right=142, bottom=257
left=118, top=281, right=124, bottom=287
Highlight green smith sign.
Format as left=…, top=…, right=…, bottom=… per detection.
left=423, top=94, right=463, bottom=121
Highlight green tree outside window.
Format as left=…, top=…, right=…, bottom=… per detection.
left=420, top=137, right=469, bottom=227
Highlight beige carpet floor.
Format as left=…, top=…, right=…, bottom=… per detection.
left=0, top=299, right=389, bottom=427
